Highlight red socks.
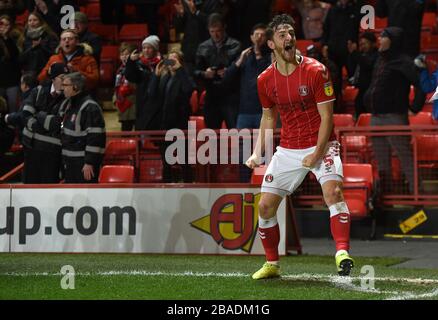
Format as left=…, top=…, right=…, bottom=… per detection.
left=329, top=202, right=351, bottom=251
left=258, top=216, right=280, bottom=262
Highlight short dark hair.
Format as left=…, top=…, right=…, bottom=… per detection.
left=21, top=72, right=38, bottom=89
left=251, top=23, right=267, bottom=35
left=207, top=13, right=224, bottom=29
left=266, top=14, right=295, bottom=40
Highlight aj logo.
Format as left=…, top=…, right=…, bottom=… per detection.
left=191, top=193, right=260, bottom=252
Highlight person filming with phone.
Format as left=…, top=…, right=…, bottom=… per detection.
left=148, top=49, right=195, bottom=183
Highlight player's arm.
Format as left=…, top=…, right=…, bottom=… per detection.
left=246, top=106, right=278, bottom=169
left=302, top=101, right=334, bottom=168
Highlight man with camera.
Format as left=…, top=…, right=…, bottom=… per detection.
left=194, top=12, right=241, bottom=129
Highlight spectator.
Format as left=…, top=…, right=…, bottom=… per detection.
left=38, top=29, right=99, bottom=91
left=347, top=32, right=378, bottom=118
left=293, top=0, right=329, bottom=41
left=5, top=64, right=67, bottom=183
left=58, top=72, right=106, bottom=183
left=321, top=0, right=363, bottom=81
left=306, top=43, right=342, bottom=112
left=223, top=23, right=271, bottom=182
left=124, top=35, right=162, bottom=130
left=364, top=27, right=426, bottom=194
left=0, top=14, right=23, bottom=113
left=73, top=11, right=102, bottom=65
left=0, top=95, right=14, bottom=156
left=0, top=0, right=26, bottom=22
left=225, top=24, right=271, bottom=130
left=415, top=54, right=438, bottom=120
left=27, top=0, right=78, bottom=34
left=376, top=0, right=425, bottom=58
left=148, top=49, right=195, bottom=183
left=113, top=42, right=137, bottom=131
left=174, top=0, right=225, bottom=76
left=194, top=13, right=242, bottom=129
left=19, top=11, right=59, bottom=75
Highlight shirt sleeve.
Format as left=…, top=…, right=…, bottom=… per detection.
left=257, top=74, right=275, bottom=109
left=313, top=65, right=336, bottom=105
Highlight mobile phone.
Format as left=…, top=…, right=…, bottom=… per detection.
left=163, top=59, right=176, bottom=66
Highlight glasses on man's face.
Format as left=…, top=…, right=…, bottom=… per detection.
left=62, top=83, right=73, bottom=87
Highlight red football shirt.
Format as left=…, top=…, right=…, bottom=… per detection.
left=257, top=56, right=336, bottom=149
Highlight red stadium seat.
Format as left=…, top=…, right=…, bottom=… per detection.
left=190, top=90, right=199, bottom=115
left=356, top=113, right=371, bottom=127
left=99, top=165, right=135, bottom=183
left=189, top=116, right=206, bottom=131
left=416, top=134, right=438, bottom=168
left=88, top=24, right=119, bottom=44
left=101, top=45, right=120, bottom=63
left=343, top=163, right=374, bottom=218
left=85, top=3, right=101, bottom=22
left=119, top=24, right=149, bottom=44
left=99, top=61, right=116, bottom=86
left=15, top=10, right=29, bottom=27
left=422, top=12, right=437, bottom=32
left=409, top=111, right=436, bottom=126
left=342, top=86, right=358, bottom=109
left=199, top=90, right=206, bottom=111
left=104, top=139, right=138, bottom=166
left=139, top=158, right=163, bottom=182
left=374, top=17, right=387, bottom=31
left=333, top=114, right=355, bottom=128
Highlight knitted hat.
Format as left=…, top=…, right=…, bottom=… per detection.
left=142, top=35, right=160, bottom=51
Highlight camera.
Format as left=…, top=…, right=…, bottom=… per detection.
left=163, top=59, right=176, bottom=67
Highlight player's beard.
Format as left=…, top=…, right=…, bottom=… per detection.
left=278, top=43, right=297, bottom=64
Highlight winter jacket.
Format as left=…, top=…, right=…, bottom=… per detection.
left=224, top=47, right=271, bottom=115
left=56, top=92, right=106, bottom=166
left=0, top=37, right=21, bottom=88
left=38, top=43, right=99, bottom=90
left=147, top=67, right=195, bottom=130
left=19, top=85, right=65, bottom=154
left=364, top=27, right=426, bottom=115
left=124, top=56, right=161, bottom=130
left=195, top=36, right=242, bottom=96
left=19, top=30, right=59, bottom=74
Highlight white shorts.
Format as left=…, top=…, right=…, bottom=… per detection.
left=261, top=141, right=343, bottom=197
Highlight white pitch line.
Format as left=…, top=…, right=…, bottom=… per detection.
left=386, top=288, right=438, bottom=300
left=2, top=270, right=438, bottom=285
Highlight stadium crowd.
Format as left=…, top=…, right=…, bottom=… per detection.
left=0, top=0, right=437, bottom=186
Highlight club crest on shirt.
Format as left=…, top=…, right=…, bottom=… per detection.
left=299, top=85, right=309, bottom=96
left=324, top=82, right=334, bottom=97
left=265, top=174, right=274, bottom=183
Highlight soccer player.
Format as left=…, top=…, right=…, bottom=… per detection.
left=246, top=14, right=354, bottom=279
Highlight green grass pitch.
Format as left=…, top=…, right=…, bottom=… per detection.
left=1, top=253, right=438, bottom=300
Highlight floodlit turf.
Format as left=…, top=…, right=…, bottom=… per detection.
left=1, top=254, right=438, bottom=300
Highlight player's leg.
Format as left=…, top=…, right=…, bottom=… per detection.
left=252, top=192, right=284, bottom=279
left=252, top=147, right=308, bottom=279
left=320, top=178, right=354, bottom=276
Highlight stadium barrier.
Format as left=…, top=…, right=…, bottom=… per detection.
left=0, top=184, right=287, bottom=254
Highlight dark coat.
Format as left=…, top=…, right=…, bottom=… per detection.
left=148, top=68, right=195, bottom=130
left=19, top=31, right=59, bottom=74
left=79, top=29, right=102, bottom=65
left=0, top=37, right=21, bottom=88
left=364, top=27, right=426, bottom=115
left=124, top=57, right=160, bottom=130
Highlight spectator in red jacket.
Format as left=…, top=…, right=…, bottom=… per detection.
left=38, top=29, right=99, bottom=91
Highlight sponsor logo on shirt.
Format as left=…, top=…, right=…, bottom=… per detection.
left=324, top=82, right=334, bottom=97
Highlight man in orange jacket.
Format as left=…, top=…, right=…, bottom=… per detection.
left=38, top=29, right=99, bottom=90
